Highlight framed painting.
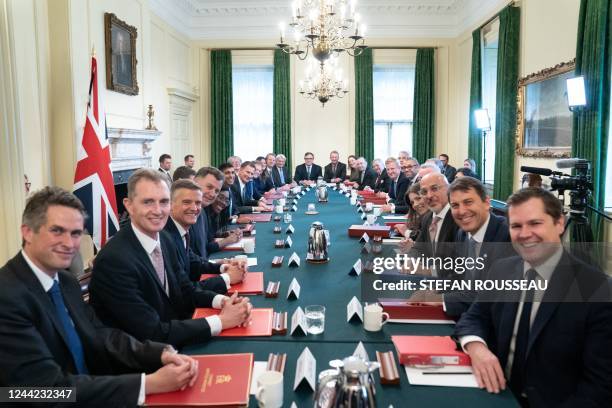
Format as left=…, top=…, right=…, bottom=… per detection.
left=104, top=13, right=139, bottom=95
left=515, top=59, right=575, bottom=158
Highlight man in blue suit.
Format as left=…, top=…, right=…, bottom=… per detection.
left=443, top=177, right=514, bottom=317
left=230, top=161, right=271, bottom=214
left=454, top=188, right=612, bottom=407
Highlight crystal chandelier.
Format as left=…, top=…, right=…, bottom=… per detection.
left=298, top=57, right=348, bottom=107
left=277, top=0, right=367, bottom=63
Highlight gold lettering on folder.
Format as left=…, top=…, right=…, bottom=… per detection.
left=215, top=374, right=232, bottom=384
left=201, top=368, right=213, bottom=393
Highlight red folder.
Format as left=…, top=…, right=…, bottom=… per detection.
left=348, top=225, right=391, bottom=238
left=240, top=224, right=255, bottom=236
left=384, top=221, right=405, bottom=228
left=193, top=308, right=273, bottom=337
left=221, top=237, right=255, bottom=252
left=391, top=335, right=471, bottom=367
left=358, top=190, right=376, bottom=197
left=361, top=197, right=388, bottom=205
left=379, top=300, right=454, bottom=321
left=264, top=192, right=283, bottom=200
left=200, top=272, right=263, bottom=295
left=145, top=353, right=253, bottom=406
left=237, top=213, right=272, bottom=223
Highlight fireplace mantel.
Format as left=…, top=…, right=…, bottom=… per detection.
left=107, top=127, right=161, bottom=172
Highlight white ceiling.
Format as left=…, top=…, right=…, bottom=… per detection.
left=148, top=0, right=510, bottom=40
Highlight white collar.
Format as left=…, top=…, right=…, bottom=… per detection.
left=131, top=222, right=160, bottom=255
left=523, top=246, right=564, bottom=281
left=21, top=249, right=56, bottom=292
left=171, top=217, right=188, bottom=238
left=433, top=203, right=451, bottom=220
left=238, top=178, right=247, bottom=190
left=468, top=213, right=491, bottom=243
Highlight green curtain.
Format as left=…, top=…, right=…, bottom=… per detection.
left=273, top=50, right=292, bottom=171
left=572, top=0, right=611, bottom=242
left=492, top=6, right=520, bottom=201
left=210, top=50, right=233, bottom=167
left=468, top=29, right=484, bottom=178
left=412, top=48, right=436, bottom=163
left=354, top=48, right=374, bottom=160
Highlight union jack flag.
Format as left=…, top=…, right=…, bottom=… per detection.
left=73, top=56, right=119, bottom=249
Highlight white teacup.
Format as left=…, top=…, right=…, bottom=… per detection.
left=256, top=370, right=283, bottom=408
left=275, top=205, right=283, bottom=214
left=365, top=202, right=373, bottom=212
left=278, top=198, right=286, bottom=206
left=373, top=207, right=382, bottom=217
left=363, top=303, right=390, bottom=332
left=366, top=214, right=377, bottom=225
left=350, top=196, right=357, bottom=205
left=243, top=239, right=255, bottom=254
left=307, top=203, right=316, bottom=212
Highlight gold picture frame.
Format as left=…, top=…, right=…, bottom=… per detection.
left=515, top=59, right=575, bottom=158
left=104, top=13, right=139, bottom=96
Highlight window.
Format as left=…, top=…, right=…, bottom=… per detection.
left=232, top=65, right=274, bottom=160
left=607, top=75, right=612, bottom=209
left=373, top=65, right=415, bottom=159
left=481, top=18, right=499, bottom=185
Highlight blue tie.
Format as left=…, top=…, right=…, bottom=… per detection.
left=48, top=280, right=88, bottom=374
left=279, top=169, right=285, bottom=184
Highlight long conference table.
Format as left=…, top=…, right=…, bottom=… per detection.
left=187, top=188, right=519, bottom=407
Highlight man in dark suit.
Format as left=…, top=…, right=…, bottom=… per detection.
left=271, top=154, right=293, bottom=188
left=454, top=188, right=612, bottom=406
left=443, top=177, right=514, bottom=317
left=402, top=157, right=420, bottom=184
left=218, top=163, right=239, bottom=221
left=368, top=159, right=389, bottom=193
left=90, top=169, right=251, bottom=348
left=230, top=161, right=271, bottom=214
left=0, top=186, right=199, bottom=406
left=263, top=153, right=276, bottom=182
left=158, top=153, right=173, bottom=185
left=165, top=178, right=244, bottom=290
left=294, top=152, right=323, bottom=186
left=379, top=157, right=411, bottom=214
left=323, top=150, right=347, bottom=183
left=352, top=157, right=377, bottom=190
left=439, top=153, right=457, bottom=182
left=252, top=161, right=275, bottom=199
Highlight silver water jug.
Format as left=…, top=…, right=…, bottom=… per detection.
left=317, top=185, right=329, bottom=202
left=317, top=176, right=326, bottom=187
left=307, top=221, right=329, bottom=263
left=314, top=356, right=379, bottom=408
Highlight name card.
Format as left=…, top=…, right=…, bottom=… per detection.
left=360, top=213, right=367, bottom=220
left=357, top=206, right=364, bottom=213
left=347, top=296, right=363, bottom=322
left=288, top=252, right=300, bottom=268
left=345, top=193, right=351, bottom=198
left=287, top=277, right=301, bottom=299
left=290, top=306, right=307, bottom=336
left=353, top=341, right=370, bottom=362
left=294, top=347, right=316, bottom=391
left=359, top=233, right=370, bottom=243
left=361, top=242, right=372, bottom=254
left=349, top=259, right=362, bottom=276
left=285, top=236, right=293, bottom=248
left=291, top=205, right=298, bottom=212
left=286, top=224, right=295, bottom=234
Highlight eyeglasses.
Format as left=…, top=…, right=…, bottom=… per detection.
left=304, top=156, right=314, bottom=160
left=419, top=184, right=442, bottom=195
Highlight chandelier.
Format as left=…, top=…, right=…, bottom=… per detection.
left=277, top=0, right=367, bottom=63
left=298, top=57, right=348, bottom=106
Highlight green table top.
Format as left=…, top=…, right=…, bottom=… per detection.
left=203, top=188, right=518, bottom=407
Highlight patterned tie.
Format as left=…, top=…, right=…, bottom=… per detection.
left=48, top=280, right=88, bottom=374
left=510, top=268, right=538, bottom=397
left=429, top=215, right=440, bottom=243
left=184, top=231, right=190, bottom=255
left=151, top=245, right=166, bottom=290
left=332, top=164, right=337, bottom=176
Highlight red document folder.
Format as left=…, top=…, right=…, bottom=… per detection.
left=360, top=197, right=388, bottom=205
left=379, top=301, right=454, bottom=321
left=391, top=335, right=471, bottom=367
left=193, top=308, right=273, bottom=337
left=264, top=192, right=283, bottom=200
left=200, top=272, right=264, bottom=295
left=237, top=213, right=272, bottom=223
left=348, top=225, right=391, bottom=238
left=145, top=353, right=253, bottom=406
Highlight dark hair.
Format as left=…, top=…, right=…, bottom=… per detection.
left=218, top=163, right=234, bottom=172
left=159, top=154, right=171, bottom=164
left=304, top=152, right=314, bottom=158
left=506, top=187, right=563, bottom=221
left=172, top=165, right=196, bottom=181
left=448, top=176, right=487, bottom=202
left=240, top=161, right=255, bottom=170
left=439, top=153, right=449, bottom=160
left=170, top=178, right=201, bottom=199
left=184, top=154, right=194, bottom=162
left=456, top=167, right=477, bottom=178
left=195, top=166, right=224, bottom=182
left=128, top=168, right=168, bottom=198
left=22, top=186, right=87, bottom=233
left=255, top=156, right=265, bottom=161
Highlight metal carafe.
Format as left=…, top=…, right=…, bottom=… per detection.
left=314, top=356, right=379, bottom=408
left=307, top=221, right=329, bottom=263
left=317, top=176, right=325, bottom=187
left=317, top=185, right=329, bottom=202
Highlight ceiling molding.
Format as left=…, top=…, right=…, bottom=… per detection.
left=148, top=0, right=510, bottom=40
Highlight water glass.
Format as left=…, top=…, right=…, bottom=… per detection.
left=305, top=305, right=326, bottom=335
